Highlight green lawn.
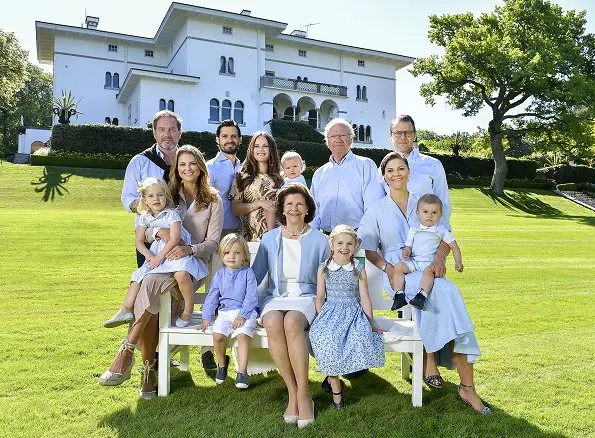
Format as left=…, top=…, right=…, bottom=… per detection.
left=0, top=163, right=593, bottom=438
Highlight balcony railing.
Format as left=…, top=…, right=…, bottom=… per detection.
left=260, top=76, right=348, bottom=97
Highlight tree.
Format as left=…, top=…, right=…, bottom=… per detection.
left=0, top=30, right=28, bottom=149
left=411, top=0, right=595, bottom=194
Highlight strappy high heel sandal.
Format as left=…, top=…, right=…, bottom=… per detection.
left=99, top=339, right=136, bottom=386
left=332, top=379, right=345, bottom=410
left=139, top=360, right=157, bottom=400
left=458, top=383, right=492, bottom=414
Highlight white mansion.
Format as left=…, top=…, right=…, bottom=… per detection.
left=36, top=3, right=413, bottom=147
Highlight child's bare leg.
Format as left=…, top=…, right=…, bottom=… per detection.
left=122, top=282, right=141, bottom=311
left=174, top=271, right=194, bottom=318
left=420, top=266, right=435, bottom=296
left=236, top=334, right=250, bottom=374
left=264, top=208, right=277, bottom=231
left=213, top=333, right=228, bottom=367
left=328, top=375, right=344, bottom=406
left=391, top=262, right=410, bottom=310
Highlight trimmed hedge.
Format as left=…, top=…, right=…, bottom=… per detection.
left=270, top=119, right=324, bottom=143
left=31, top=154, right=128, bottom=169
left=536, top=164, right=595, bottom=184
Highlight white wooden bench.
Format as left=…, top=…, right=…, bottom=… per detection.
left=158, top=243, right=424, bottom=406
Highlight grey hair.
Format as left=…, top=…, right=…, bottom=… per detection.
left=324, top=118, right=355, bottom=140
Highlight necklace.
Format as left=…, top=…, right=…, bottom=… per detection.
left=284, top=224, right=308, bottom=237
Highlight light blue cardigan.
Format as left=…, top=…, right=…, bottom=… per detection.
left=252, top=227, right=330, bottom=308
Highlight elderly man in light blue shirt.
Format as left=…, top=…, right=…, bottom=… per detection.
left=206, top=120, right=242, bottom=235
left=385, top=115, right=451, bottom=229
left=310, top=118, right=384, bottom=232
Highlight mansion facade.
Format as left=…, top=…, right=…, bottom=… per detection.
left=36, top=3, right=413, bottom=147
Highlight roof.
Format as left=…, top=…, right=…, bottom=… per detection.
left=117, top=69, right=200, bottom=103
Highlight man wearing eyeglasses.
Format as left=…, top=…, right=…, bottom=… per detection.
left=310, top=118, right=384, bottom=232
left=388, top=115, right=451, bottom=229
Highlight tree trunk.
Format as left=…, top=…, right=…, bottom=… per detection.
left=488, top=119, right=507, bottom=196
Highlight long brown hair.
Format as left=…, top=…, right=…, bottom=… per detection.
left=235, top=132, right=283, bottom=192
left=168, top=145, right=219, bottom=211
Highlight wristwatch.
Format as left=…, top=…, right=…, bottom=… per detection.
left=380, top=263, right=388, bottom=272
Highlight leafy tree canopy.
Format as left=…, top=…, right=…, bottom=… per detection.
left=0, top=30, right=28, bottom=111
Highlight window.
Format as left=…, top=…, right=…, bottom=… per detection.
left=298, top=49, right=307, bottom=57
left=265, top=70, right=275, bottom=77
left=273, top=106, right=278, bottom=119
left=104, top=72, right=112, bottom=88
left=222, top=99, right=232, bottom=120
left=223, top=26, right=233, bottom=35
left=159, top=99, right=166, bottom=111
left=112, top=118, right=119, bottom=126
left=297, top=76, right=301, bottom=81
left=265, top=44, right=274, bottom=52
left=167, top=100, right=174, bottom=112
left=234, top=101, right=244, bottom=124
left=227, top=57, right=234, bottom=75
left=220, top=56, right=227, bottom=74
left=105, top=117, right=111, bottom=124
left=357, top=59, right=365, bottom=67
left=352, top=124, right=358, bottom=136
left=209, top=98, right=220, bottom=122
left=356, top=85, right=361, bottom=100
left=112, top=73, right=119, bottom=89
left=365, top=125, right=371, bottom=142
left=108, top=44, right=118, bottom=52
left=303, top=77, right=308, bottom=82
left=362, top=86, right=367, bottom=101
left=145, top=49, right=154, bottom=57
left=358, top=125, right=365, bottom=142
left=127, top=104, right=132, bottom=125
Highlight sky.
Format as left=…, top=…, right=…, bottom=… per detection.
left=2, top=0, right=594, bottom=134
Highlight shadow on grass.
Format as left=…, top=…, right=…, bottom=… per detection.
left=98, top=370, right=566, bottom=438
left=477, top=188, right=595, bottom=227
left=30, top=166, right=124, bottom=202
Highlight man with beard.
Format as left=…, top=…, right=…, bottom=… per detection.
left=207, top=119, right=242, bottom=236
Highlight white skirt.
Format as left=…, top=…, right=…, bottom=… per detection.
left=258, top=296, right=316, bottom=326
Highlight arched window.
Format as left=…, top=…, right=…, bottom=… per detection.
left=159, top=99, right=166, bottom=111
left=105, top=117, right=111, bottom=124
left=227, top=57, right=234, bottom=75
left=352, top=124, right=358, bottom=136
left=365, top=125, right=371, bottom=142
left=112, top=118, right=119, bottom=126
left=308, top=110, right=317, bottom=129
left=112, top=73, right=119, bottom=88
left=105, top=72, right=112, bottom=87
left=273, top=106, right=278, bottom=120
left=209, top=98, right=220, bottom=122
left=167, top=99, right=174, bottom=111
left=362, top=86, right=367, bottom=101
left=303, top=77, right=308, bottom=82
left=297, top=76, right=301, bottom=81
left=233, top=101, right=244, bottom=124
left=356, top=85, right=361, bottom=100
left=358, top=125, right=365, bottom=142
left=222, top=99, right=232, bottom=120
left=220, top=56, right=226, bottom=74
left=283, top=107, right=295, bottom=121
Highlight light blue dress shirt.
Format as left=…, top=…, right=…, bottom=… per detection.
left=206, top=151, right=241, bottom=231
left=310, top=150, right=384, bottom=231
left=201, top=266, right=258, bottom=321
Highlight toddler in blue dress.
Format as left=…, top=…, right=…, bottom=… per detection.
left=280, top=151, right=307, bottom=187
left=391, top=193, right=464, bottom=311
left=309, top=225, right=385, bottom=410
left=103, top=177, right=207, bottom=329
left=200, top=233, right=259, bottom=389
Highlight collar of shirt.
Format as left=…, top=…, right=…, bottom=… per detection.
left=215, top=151, right=241, bottom=168
left=407, top=147, right=421, bottom=162
left=418, top=223, right=438, bottom=231
left=327, top=260, right=354, bottom=271
left=329, top=150, right=354, bottom=166
left=149, top=209, right=169, bottom=220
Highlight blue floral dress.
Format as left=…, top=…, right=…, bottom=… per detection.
left=309, top=260, right=385, bottom=376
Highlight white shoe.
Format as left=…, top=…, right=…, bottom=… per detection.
left=297, top=400, right=315, bottom=429
left=103, top=309, right=134, bottom=328
left=283, top=412, right=298, bottom=424
left=139, top=360, right=157, bottom=399
left=99, top=340, right=136, bottom=386
left=175, top=311, right=192, bottom=327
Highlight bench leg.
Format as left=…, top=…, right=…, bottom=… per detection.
left=411, top=343, right=423, bottom=407
left=158, top=332, right=170, bottom=396
left=179, top=346, right=190, bottom=372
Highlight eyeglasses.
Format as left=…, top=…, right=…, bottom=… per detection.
left=328, top=134, right=352, bottom=141
left=391, top=130, right=415, bottom=138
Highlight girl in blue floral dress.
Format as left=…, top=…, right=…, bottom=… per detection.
left=309, top=225, right=385, bottom=409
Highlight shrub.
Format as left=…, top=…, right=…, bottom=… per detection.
left=30, top=154, right=128, bottom=169
left=270, top=120, right=324, bottom=143
left=536, top=164, right=595, bottom=184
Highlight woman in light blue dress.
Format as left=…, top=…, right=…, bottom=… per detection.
left=358, top=151, right=491, bottom=414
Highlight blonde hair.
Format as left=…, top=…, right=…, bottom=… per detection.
left=280, top=151, right=306, bottom=177
left=168, top=145, right=219, bottom=211
left=323, top=224, right=361, bottom=279
left=136, top=177, right=174, bottom=214
left=218, top=233, right=251, bottom=268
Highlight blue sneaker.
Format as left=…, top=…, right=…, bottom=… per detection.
left=215, top=355, right=230, bottom=384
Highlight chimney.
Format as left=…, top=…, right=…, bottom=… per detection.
left=85, top=16, right=99, bottom=29
left=240, top=9, right=251, bottom=16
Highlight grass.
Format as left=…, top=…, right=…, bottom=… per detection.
left=0, top=162, right=594, bottom=438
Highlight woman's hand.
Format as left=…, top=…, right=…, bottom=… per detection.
left=166, top=244, right=192, bottom=260
left=257, top=200, right=276, bottom=213
left=156, top=229, right=170, bottom=242
left=385, top=264, right=397, bottom=291
left=371, top=323, right=387, bottom=335
left=430, top=252, right=447, bottom=277
left=232, top=316, right=246, bottom=329
left=402, top=246, right=412, bottom=260
left=148, top=255, right=163, bottom=269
